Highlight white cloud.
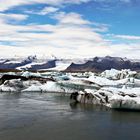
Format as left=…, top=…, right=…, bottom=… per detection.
left=26, top=7, right=59, bottom=15
left=109, top=43, right=140, bottom=59
left=0, top=11, right=109, bottom=58
left=54, top=12, right=91, bottom=25
left=0, top=13, right=28, bottom=22
left=111, top=34, right=140, bottom=40
left=0, top=10, right=140, bottom=59
left=0, top=0, right=132, bottom=12
left=39, top=7, right=59, bottom=15
left=0, top=0, right=91, bottom=12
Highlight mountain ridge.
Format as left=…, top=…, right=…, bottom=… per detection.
left=0, top=56, right=140, bottom=72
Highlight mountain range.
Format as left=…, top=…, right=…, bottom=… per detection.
left=0, top=56, right=140, bottom=72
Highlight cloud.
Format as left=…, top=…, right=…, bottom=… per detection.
left=53, top=12, right=109, bottom=32
left=0, top=11, right=109, bottom=58
left=0, top=13, right=28, bottom=23
left=54, top=12, right=91, bottom=25
left=1, top=10, right=140, bottom=59
left=109, top=43, right=140, bottom=59
left=0, top=0, right=132, bottom=12
left=92, top=0, right=133, bottom=11
left=0, top=0, right=91, bottom=12
left=0, top=2, right=140, bottom=59
left=39, top=7, right=59, bottom=15
left=111, top=34, right=140, bottom=40
left=26, top=7, right=59, bottom=15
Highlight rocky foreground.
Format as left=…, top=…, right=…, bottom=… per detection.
left=1, top=69, right=140, bottom=110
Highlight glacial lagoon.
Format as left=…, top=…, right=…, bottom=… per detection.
left=0, top=92, right=140, bottom=140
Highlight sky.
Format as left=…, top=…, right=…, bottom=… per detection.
left=0, top=0, right=140, bottom=59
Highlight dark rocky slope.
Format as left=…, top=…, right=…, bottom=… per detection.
left=66, top=56, right=140, bottom=72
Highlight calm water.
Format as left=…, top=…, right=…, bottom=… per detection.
left=0, top=92, right=140, bottom=140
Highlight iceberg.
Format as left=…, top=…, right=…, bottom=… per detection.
left=1, top=68, right=140, bottom=110
left=69, top=69, right=140, bottom=110
left=101, top=69, right=137, bottom=80
left=70, top=87, right=140, bottom=110
left=21, top=71, right=41, bottom=77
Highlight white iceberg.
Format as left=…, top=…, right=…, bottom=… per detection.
left=21, top=71, right=41, bottom=77
left=101, top=69, right=137, bottom=80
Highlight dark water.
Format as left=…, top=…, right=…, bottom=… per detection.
left=0, top=92, right=140, bottom=140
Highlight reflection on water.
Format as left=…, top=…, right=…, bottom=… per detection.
left=111, top=110, right=140, bottom=123
left=0, top=92, right=140, bottom=140
left=70, top=102, right=110, bottom=111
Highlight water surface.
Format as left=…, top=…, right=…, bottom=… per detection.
left=0, top=92, right=140, bottom=140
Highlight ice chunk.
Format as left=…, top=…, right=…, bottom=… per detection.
left=21, top=71, right=41, bottom=77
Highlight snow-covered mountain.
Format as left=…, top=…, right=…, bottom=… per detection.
left=0, top=55, right=37, bottom=70
left=0, top=56, right=140, bottom=71
left=0, top=55, right=88, bottom=71
left=66, top=56, right=140, bottom=72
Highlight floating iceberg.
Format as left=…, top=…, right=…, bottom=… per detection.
left=1, top=69, right=140, bottom=110
left=21, top=71, right=41, bottom=77
left=71, top=87, right=140, bottom=110
left=69, top=69, right=140, bottom=110
left=101, top=69, right=137, bottom=80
